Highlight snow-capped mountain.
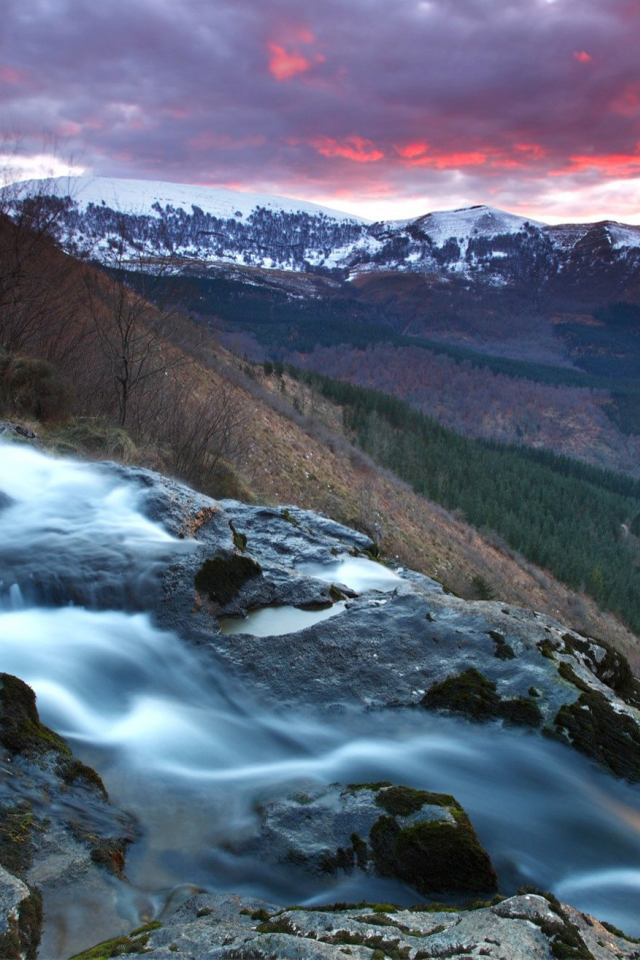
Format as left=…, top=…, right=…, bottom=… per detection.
left=3, top=176, right=640, bottom=289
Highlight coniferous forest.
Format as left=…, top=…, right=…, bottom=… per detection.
left=290, top=367, right=640, bottom=634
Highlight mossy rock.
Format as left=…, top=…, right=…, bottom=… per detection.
left=0, top=674, right=106, bottom=794
left=0, top=674, right=71, bottom=759
left=194, top=553, right=262, bottom=606
left=327, top=783, right=497, bottom=897
left=488, top=631, right=516, bottom=661
left=554, top=687, right=640, bottom=782
left=421, top=668, right=542, bottom=728
left=562, top=633, right=640, bottom=708
left=369, top=806, right=498, bottom=896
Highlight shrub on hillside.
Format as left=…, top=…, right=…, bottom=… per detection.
left=44, top=419, right=137, bottom=460
left=0, top=354, right=74, bottom=423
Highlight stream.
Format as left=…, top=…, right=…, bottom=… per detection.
left=1, top=443, right=640, bottom=957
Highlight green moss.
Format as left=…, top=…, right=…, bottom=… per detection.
left=249, top=908, right=272, bottom=922
left=130, top=923, right=162, bottom=936
left=0, top=803, right=40, bottom=877
left=375, top=786, right=461, bottom=817
left=488, top=631, right=516, bottom=660
left=0, top=673, right=72, bottom=759
left=346, top=781, right=393, bottom=793
left=320, top=931, right=410, bottom=959
left=539, top=638, right=558, bottom=660
left=0, top=673, right=108, bottom=801
left=194, top=553, right=262, bottom=605
left=554, top=687, right=640, bottom=782
left=257, top=916, right=298, bottom=935
left=284, top=901, right=400, bottom=914
left=527, top=893, right=593, bottom=960
left=62, top=758, right=107, bottom=796
left=501, top=697, right=544, bottom=726
left=229, top=521, right=247, bottom=552
left=69, top=923, right=161, bottom=959
left=319, top=837, right=366, bottom=875
left=281, top=508, right=300, bottom=527
left=369, top=808, right=498, bottom=896
left=421, top=669, right=542, bottom=728
left=330, top=584, right=346, bottom=602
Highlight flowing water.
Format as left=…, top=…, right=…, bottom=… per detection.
left=2, top=444, right=640, bottom=957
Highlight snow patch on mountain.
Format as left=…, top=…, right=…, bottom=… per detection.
left=414, top=204, right=543, bottom=246
left=8, top=175, right=370, bottom=225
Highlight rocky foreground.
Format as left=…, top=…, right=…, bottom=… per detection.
left=3, top=449, right=640, bottom=958
left=68, top=891, right=640, bottom=960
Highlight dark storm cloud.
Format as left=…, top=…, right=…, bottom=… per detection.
left=1, top=0, right=639, bottom=216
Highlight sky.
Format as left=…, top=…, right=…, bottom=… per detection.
left=1, top=0, right=640, bottom=223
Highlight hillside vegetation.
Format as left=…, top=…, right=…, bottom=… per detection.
left=1, top=203, right=639, bottom=672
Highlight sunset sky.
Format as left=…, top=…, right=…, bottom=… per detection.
left=1, top=0, right=640, bottom=223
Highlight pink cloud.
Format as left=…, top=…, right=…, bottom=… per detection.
left=310, top=135, right=384, bottom=162
left=551, top=149, right=640, bottom=177
left=268, top=43, right=312, bottom=81
left=574, top=50, right=593, bottom=63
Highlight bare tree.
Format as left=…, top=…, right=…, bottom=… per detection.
left=152, top=377, right=251, bottom=491
left=82, top=232, right=188, bottom=428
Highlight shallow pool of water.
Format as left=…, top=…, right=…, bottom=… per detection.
left=219, top=601, right=346, bottom=636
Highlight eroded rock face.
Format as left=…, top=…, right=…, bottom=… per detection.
left=227, top=782, right=498, bottom=897
left=0, top=674, right=138, bottom=960
left=69, top=891, right=640, bottom=960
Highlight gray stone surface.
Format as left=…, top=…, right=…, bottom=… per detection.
left=75, top=891, right=640, bottom=959
left=0, top=865, right=30, bottom=933
left=118, top=467, right=640, bottom=782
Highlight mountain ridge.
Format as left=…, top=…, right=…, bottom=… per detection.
left=5, top=175, right=640, bottom=282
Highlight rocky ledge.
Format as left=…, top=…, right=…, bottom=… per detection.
left=70, top=891, right=640, bottom=960
left=130, top=467, right=640, bottom=784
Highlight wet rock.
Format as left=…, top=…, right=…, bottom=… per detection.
left=72, top=891, right=640, bottom=959
left=0, top=866, right=41, bottom=960
left=0, top=422, right=40, bottom=446
left=119, top=467, right=640, bottom=783
left=0, top=674, right=138, bottom=959
left=229, top=782, right=498, bottom=897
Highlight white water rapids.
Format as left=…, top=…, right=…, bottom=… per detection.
left=2, top=444, right=640, bottom=957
